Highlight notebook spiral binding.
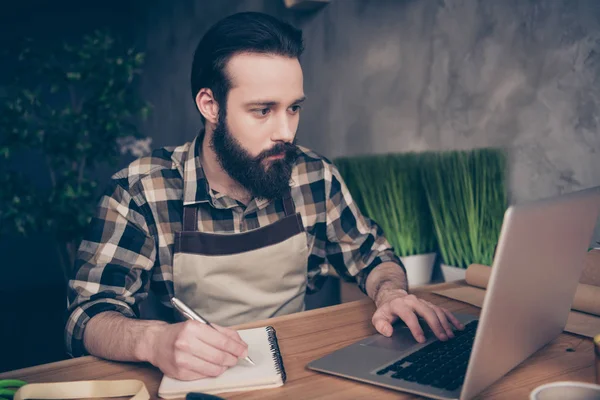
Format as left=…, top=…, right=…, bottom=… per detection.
left=266, top=326, right=287, bottom=383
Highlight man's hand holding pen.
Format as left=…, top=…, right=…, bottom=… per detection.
left=140, top=320, right=249, bottom=381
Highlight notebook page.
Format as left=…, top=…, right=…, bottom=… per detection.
left=158, top=327, right=283, bottom=398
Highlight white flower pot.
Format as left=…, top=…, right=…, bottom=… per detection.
left=400, top=253, right=436, bottom=287
left=441, top=264, right=467, bottom=282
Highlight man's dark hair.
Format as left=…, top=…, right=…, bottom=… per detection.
left=190, top=12, right=304, bottom=123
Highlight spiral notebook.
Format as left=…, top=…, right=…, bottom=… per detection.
left=158, top=326, right=286, bottom=399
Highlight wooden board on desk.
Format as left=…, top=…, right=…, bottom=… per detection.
left=581, top=249, right=600, bottom=286
left=0, top=282, right=596, bottom=399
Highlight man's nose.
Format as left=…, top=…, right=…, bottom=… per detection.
left=271, top=114, right=295, bottom=142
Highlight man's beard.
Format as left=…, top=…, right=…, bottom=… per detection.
left=210, top=114, right=299, bottom=201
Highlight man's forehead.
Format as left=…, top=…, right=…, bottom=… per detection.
left=226, top=52, right=303, bottom=100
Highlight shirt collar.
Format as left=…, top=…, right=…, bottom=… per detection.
left=182, top=135, right=211, bottom=206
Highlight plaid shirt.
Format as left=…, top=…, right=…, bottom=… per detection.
left=65, top=134, right=403, bottom=357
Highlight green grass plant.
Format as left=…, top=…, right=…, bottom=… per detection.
left=335, top=153, right=436, bottom=257
left=421, top=149, right=507, bottom=268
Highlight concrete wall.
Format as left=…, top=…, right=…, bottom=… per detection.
left=298, top=0, right=600, bottom=208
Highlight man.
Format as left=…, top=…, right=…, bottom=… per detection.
left=66, top=12, right=463, bottom=381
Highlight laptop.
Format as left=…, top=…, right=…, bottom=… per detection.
left=308, top=186, right=600, bottom=400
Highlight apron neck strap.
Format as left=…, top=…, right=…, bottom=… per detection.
left=183, top=205, right=198, bottom=232
left=182, top=189, right=296, bottom=232
left=282, top=189, right=296, bottom=217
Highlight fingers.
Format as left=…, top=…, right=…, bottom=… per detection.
left=188, top=336, right=240, bottom=367
left=195, top=324, right=248, bottom=359
left=373, top=294, right=469, bottom=349
left=167, top=322, right=248, bottom=380
left=419, top=300, right=465, bottom=332
left=395, top=306, right=425, bottom=343
left=372, top=315, right=394, bottom=337
left=372, top=294, right=427, bottom=343
left=382, top=295, right=460, bottom=343
left=180, top=321, right=248, bottom=359
left=212, top=324, right=248, bottom=348
left=171, top=351, right=227, bottom=381
left=441, top=308, right=465, bottom=330
left=371, top=303, right=399, bottom=337
left=427, top=304, right=455, bottom=339
left=410, top=300, right=448, bottom=341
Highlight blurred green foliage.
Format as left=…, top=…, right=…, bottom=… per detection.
left=0, top=29, right=151, bottom=279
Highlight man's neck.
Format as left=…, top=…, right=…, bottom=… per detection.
left=200, top=128, right=252, bottom=205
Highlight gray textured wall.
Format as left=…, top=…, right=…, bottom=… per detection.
left=298, top=0, right=600, bottom=208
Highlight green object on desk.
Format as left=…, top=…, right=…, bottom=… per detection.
left=0, top=380, right=27, bottom=399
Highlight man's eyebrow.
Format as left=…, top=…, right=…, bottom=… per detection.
left=244, top=96, right=307, bottom=107
left=245, top=100, right=277, bottom=107
left=292, top=96, right=307, bottom=104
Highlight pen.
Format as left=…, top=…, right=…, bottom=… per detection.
left=170, top=297, right=256, bottom=366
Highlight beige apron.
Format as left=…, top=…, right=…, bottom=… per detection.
left=172, top=189, right=308, bottom=327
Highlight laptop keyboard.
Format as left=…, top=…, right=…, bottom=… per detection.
left=376, top=320, right=478, bottom=392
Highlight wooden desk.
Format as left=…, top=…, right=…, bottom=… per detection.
left=1, top=282, right=596, bottom=399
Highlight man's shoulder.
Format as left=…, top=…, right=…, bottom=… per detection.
left=292, top=146, right=341, bottom=192
left=296, top=145, right=336, bottom=170
left=111, top=141, right=190, bottom=192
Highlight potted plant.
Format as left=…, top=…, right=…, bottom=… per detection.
left=0, top=30, right=152, bottom=281
left=336, top=153, right=437, bottom=287
left=421, top=149, right=506, bottom=281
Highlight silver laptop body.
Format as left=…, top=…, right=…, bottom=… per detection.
left=307, top=187, right=600, bottom=400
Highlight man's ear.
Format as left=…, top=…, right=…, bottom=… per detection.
left=195, top=88, right=219, bottom=124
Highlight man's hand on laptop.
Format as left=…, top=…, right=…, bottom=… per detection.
left=372, top=289, right=465, bottom=344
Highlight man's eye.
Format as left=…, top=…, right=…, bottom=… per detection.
left=289, top=105, right=302, bottom=114
left=253, top=108, right=270, bottom=116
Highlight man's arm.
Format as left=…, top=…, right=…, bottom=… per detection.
left=322, top=163, right=405, bottom=289
left=321, top=162, right=463, bottom=342
left=84, top=311, right=248, bottom=380
left=65, top=181, right=157, bottom=358
left=83, top=311, right=165, bottom=362
left=365, top=261, right=408, bottom=305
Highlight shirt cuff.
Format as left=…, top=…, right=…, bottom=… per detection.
left=64, top=298, right=136, bottom=357
left=356, top=250, right=405, bottom=295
